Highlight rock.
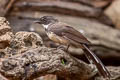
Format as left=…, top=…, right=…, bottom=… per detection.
left=0, top=17, right=43, bottom=58
left=0, top=47, right=95, bottom=80
left=5, top=31, right=43, bottom=57
left=105, top=0, right=120, bottom=29
left=0, top=17, right=13, bottom=49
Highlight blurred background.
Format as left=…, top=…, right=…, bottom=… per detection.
left=0, top=0, right=120, bottom=80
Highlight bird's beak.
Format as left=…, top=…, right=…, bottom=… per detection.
left=34, top=21, right=41, bottom=24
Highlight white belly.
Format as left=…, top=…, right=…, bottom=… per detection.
left=47, top=32, right=69, bottom=45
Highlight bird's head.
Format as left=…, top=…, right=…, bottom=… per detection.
left=35, top=16, right=58, bottom=29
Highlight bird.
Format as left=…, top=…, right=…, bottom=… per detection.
left=35, top=16, right=111, bottom=79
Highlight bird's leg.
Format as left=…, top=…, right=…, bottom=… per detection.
left=57, top=45, right=70, bottom=52
left=66, top=45, right=70, bottom=52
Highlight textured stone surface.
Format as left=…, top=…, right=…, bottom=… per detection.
left=5, top=31, right=43, bottom=57
left=0, top=17, right=13, bottom=49
left=0, top=47, right=95, bottom=80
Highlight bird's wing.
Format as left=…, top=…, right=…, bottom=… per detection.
left=48, top=23, right=111, bottom=78
left=48, top=23, right=90, bottom=44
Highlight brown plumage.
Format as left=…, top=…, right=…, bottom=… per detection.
left=47, top=22, right=111, bottom=78
left=47, top=22, right=90, bottom=46
left=35, top=16, right=111, bottom=79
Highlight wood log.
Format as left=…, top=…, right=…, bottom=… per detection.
left=13, top=0, right=113, bottom=26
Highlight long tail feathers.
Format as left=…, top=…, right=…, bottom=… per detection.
left=82, top=44, right=111, bottom=79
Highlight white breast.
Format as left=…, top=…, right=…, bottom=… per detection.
left=46, top=31, right=69, bottom=45
left=42, top=24, right=49, bottom=29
